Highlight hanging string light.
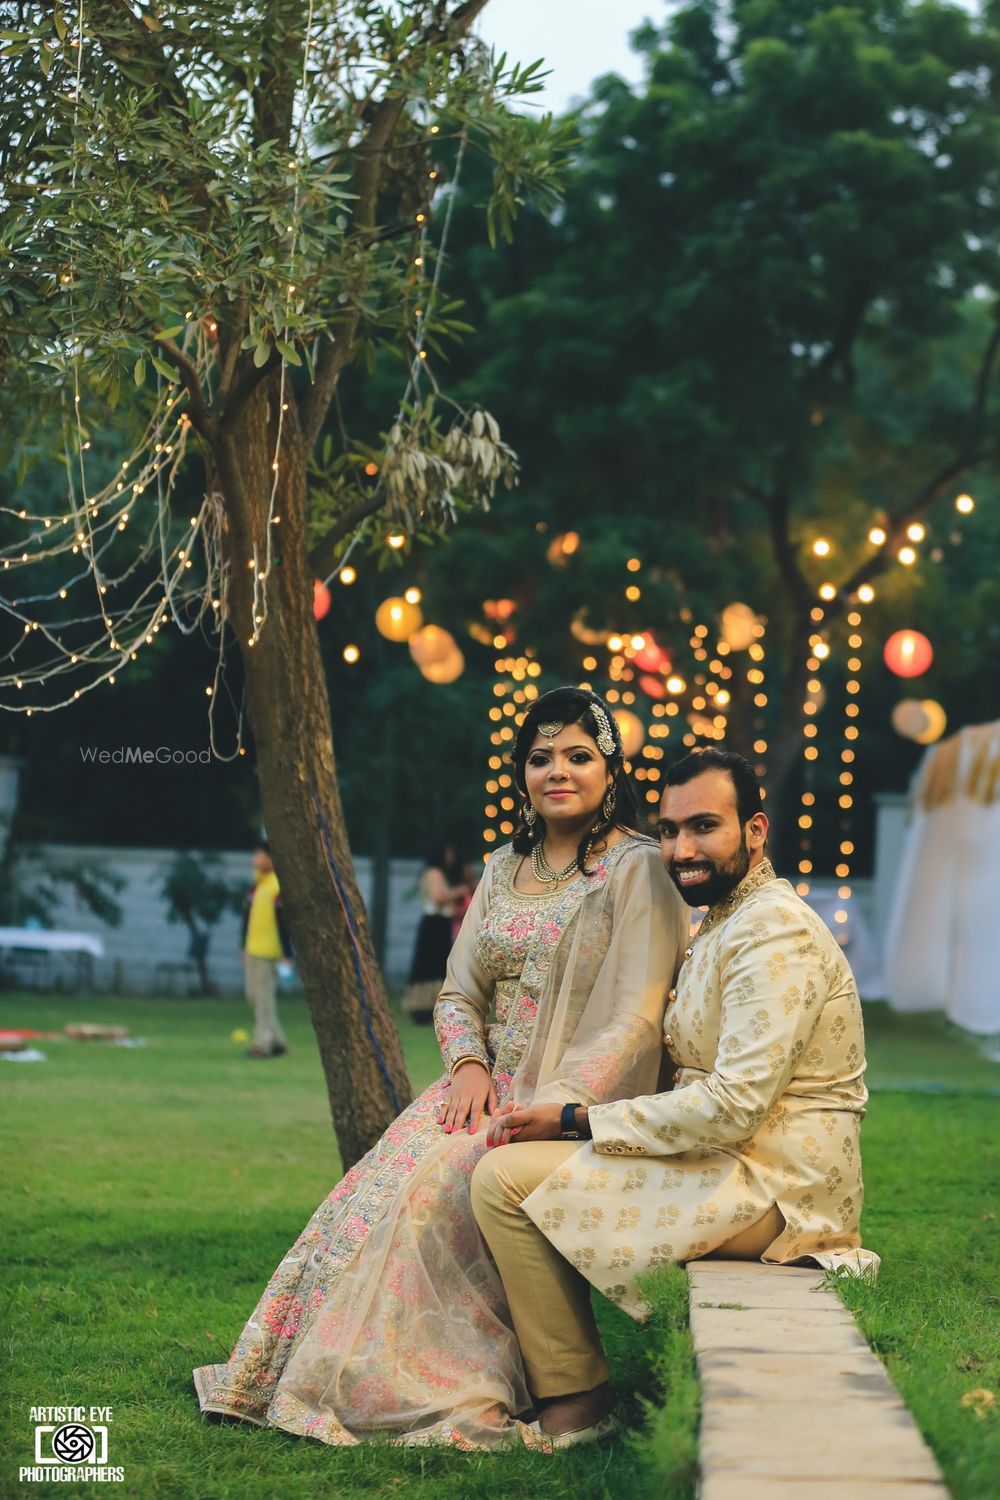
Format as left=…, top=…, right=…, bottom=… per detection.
left=796, top=605, right=831, bottom=898
left=483, top=648, right=542, bottom=859
left=832, top=605, right=865, bottom=929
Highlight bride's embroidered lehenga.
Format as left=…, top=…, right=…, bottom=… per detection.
left=194, top=837, right=686, bottom=1448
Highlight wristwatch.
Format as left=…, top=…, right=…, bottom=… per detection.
left=559, top=1102, right=591, bottom=1140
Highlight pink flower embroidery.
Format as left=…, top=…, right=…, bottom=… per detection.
left=539, top=921, right=562, bottom=947
left=262, top=1294, right=303, bottom=1339
left=586, top=862, right=609, bottom=885
left=343, top=1215, right=369, bottom=1243
left=517, top=995, right=538, bottom=1022
left=505, top=912, right=537, bottom=942
left=493, top=1069, right=514, bottom=1102
left=394, top=1152, right=418, bottom=1174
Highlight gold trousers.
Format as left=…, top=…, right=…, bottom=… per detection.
left=471, top=1141, right=785, bottom=1399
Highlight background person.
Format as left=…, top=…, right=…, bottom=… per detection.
left=241, top=841, right=293, bottom=1059
left=401, top=844, right=468, bottom=1022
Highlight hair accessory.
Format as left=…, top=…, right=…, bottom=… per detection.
left=537, top=720, right=563, bottom=748
left=588, top=701, right=618, bottom=758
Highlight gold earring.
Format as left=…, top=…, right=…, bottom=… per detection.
left=524, top=803, right=537, bottom=828
left=602, top=786, right=616, bottom=822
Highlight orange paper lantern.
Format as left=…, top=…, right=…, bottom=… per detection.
left=313, top=580, right=331, bottom=621
left=884, top=629, right=933, bottom=679
left=408, top=624, right=457, bottom=668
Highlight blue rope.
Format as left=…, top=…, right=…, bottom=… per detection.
left=309, top=782, right=404, bottom=1117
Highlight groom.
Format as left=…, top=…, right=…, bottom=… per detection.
left=470, top=747, right=874, bottom=1446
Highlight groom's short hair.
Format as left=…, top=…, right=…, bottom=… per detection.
left=664, top=749, right=764, bottom=828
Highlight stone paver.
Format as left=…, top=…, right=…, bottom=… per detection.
left=689, top=1261, right=950, bottom=1499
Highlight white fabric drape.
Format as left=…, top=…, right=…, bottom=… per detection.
left=886, top=721, right=1000, bottom=1034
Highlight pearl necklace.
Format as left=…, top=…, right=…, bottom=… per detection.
left=530, top=837, right=592, bottom=890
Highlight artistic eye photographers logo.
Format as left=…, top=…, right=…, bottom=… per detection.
left=22, top=1406, right=124, bottom=1484
left=36, top=1422, right=107, bottom=1464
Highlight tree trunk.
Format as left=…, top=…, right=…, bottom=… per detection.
left=215, top=378, right=413, bottom=1168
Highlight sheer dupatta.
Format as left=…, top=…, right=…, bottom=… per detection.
left=512, top=839, right=688, bottom=1107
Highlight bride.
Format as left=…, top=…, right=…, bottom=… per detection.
left=194, top=686, right=688, bottom=1448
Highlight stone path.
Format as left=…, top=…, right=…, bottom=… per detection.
left=688, top=1261, right=949, bottom=1499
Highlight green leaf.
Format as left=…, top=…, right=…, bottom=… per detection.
left=275, top=338, right=301, bottom=366
left=150, top=354, right=177, bottom=380
left=252, top=341, right=270, bottom=368
left=133, top=356, right=146, bottom=387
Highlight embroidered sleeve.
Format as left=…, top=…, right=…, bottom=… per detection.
left=589, top=900, right=836, bottom=1156
left=432, top=857, right=496, bottom=1074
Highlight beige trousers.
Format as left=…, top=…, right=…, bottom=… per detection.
left=243, top=954, right=286, bottom=1052
left=471, top=1141, right=785, bottom=1399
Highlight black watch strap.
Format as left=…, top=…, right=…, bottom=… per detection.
left=560, top=1101, right=587, bottom=1140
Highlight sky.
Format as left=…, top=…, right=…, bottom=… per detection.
left=475, top=0, right=663, bottom=114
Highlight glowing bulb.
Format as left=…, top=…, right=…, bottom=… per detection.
left=812, top=538, right=831, bottom=557
left=814, top=642, right=830, bottom=660
left=857, top=584, right=875, bottom=603
left=343, top=644, right=360, bottom=663
left=869, top=527, right=886, bottom=546
left=906, top=523, right=926, bottom=543
left=340, top=566, right=356, bottom=585
left=955, top=493, right=974, bottom=514
left=898, top=546, right=917, bottom=566
left=404, top=587, right=421, bottom=604
left=387, top=533, right=405, bottom=549
left=819, top=583, right=836, bottom=601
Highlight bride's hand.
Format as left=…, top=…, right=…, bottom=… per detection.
left=438, top=1061, right=497, bottom=1135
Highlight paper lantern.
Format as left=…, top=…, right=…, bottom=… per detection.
left=313, top=579, right=331, bottom=621
left=720, top=602, right=759, bottom=652
left=632, top=639, right=671, bottom=674
left=613, top=709, right=645, bottom=759
left=639, top=674, right=666, bottom=700
left=884, top=629, right=933, bottom=678
left=418, top=647, right=465, bottom=684
left=546, top=531, right=580, bottom=568
left=408, top=624, right=457, bottom=668
left=915, top=700, right=947, bottom=745
left=891, top=700, right=930, bottom=740
left=375, top=595, right=423, bottom=642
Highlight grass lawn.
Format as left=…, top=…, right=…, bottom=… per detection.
left=1, top=992, right=997, bottom=1498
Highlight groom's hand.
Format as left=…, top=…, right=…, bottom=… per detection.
left=486, top=1100, right=564, bottom=1147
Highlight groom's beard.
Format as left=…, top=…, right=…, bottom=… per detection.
left=668, top=834, right=752, bottom=908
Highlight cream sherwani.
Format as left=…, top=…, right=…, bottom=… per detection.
left=522, top=859, right=879, bottom=1319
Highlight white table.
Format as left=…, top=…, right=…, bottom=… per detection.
left=0, top=928, right=104, bottom=991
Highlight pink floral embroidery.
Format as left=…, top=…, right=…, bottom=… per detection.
left=586, top=861, right=609, bottom=885
left=492, top=1069, right=514, bottom=1102
left=539, top=921, right=562, bottom=947
left=343, top=1215, right=369, bottom=1243
left=517, top=995, right=538, bottom=1022
left=504, top=911, right=538, bottom=942
left=262, top=1294, right=303, bottom=1339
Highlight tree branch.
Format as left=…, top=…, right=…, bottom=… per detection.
left=830, top=311, right=1000, bottom=615
left=154, top=337, right=214, bottom=436
left=300, top=0, right=491, bottom=450
left=220, top=350, right=284, bottom=429
left=308, top=488, right=388, bottom=579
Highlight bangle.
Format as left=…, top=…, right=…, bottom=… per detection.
left=450, top=1055, right=485, bottom=1079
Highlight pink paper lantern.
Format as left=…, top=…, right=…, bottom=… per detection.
left=883, top=629, right=933, bottom=679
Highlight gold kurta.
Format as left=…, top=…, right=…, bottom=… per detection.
left=524, top=859, right=880, bottom=1320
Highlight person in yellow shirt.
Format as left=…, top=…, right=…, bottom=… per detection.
left=242, top=842, right=293, bottom=1058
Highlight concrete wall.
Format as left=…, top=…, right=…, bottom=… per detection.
left=13, top=845, right=426, bottom=994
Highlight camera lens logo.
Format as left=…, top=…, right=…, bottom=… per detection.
left=35, top=1422, right=108, bottom=1465
left=52, top=1425, right=95, bottom=1462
